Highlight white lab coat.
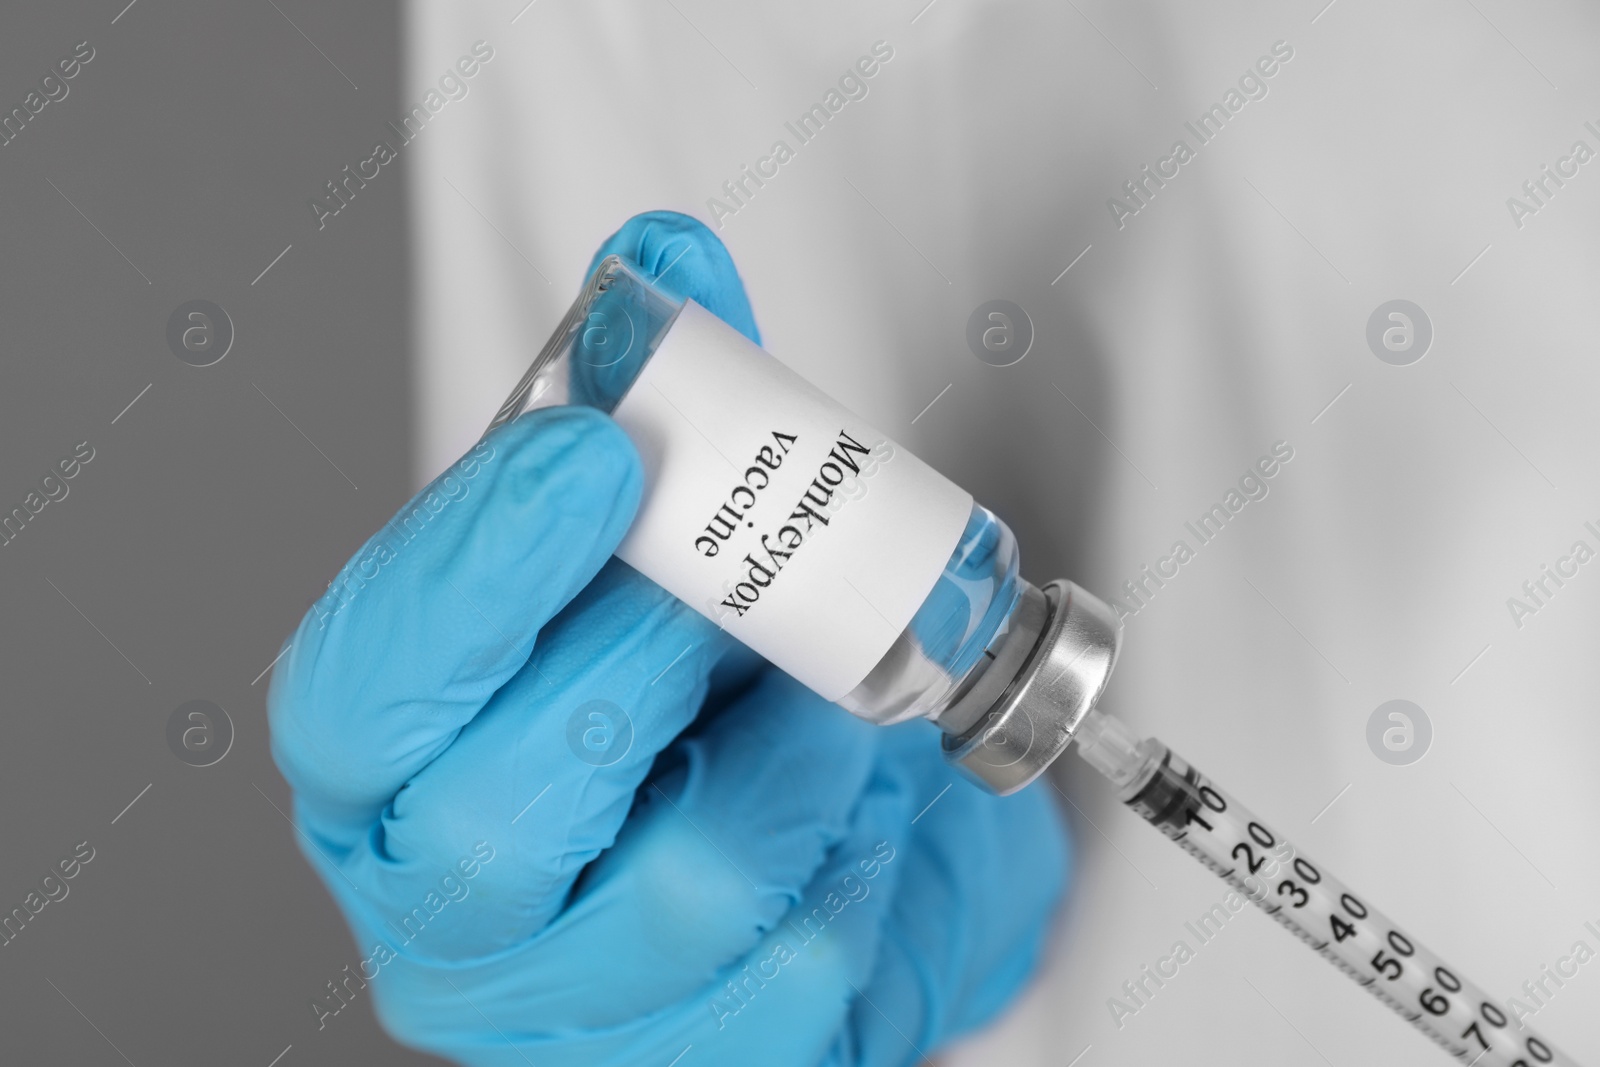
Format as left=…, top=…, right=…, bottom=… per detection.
left=405, top=2, right=1600, bottom=1063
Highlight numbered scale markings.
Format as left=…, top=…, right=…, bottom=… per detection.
left=1121, top=743, right=1571, bottom=1066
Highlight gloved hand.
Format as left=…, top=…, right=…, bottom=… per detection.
left=268, top=210, right=1070, bottom=1067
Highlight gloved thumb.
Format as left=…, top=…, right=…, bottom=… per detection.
left=586, top=210, right=761, bottom=345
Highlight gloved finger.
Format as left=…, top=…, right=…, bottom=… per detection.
left=326, top=556, right=735, bottom=957
left=846, top=733, right=1070, bottom=1061
left=661, top=768, right=916, bottom=1067
left=268, top=407, right=642, bottom=850
left=587, top=210, right=761, bottom=344
left=366, top=747, right=916, bottom=1067
left=483, top=670, right=891, bottom=1016
left=305, top=214, right=774, bottom=938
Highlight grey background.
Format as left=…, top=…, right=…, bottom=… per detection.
left=7, top=1, right=1600, bottom=1065
left=0, top=1, right=430, bottom=1063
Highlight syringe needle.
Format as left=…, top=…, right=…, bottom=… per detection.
left=1073, top=708, right=1578, bottom=1067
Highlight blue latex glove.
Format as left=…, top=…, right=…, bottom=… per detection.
left=268, top=211, right=1070, bottom=1067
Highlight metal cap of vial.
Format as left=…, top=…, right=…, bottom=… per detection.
left=939, top=580, right=1122, bottom=795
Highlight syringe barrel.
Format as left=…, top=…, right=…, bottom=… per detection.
left=1079, top=722, right=1574, bottom=1066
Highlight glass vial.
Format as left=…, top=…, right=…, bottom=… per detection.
left=489, top=255, right=1120, bottom=792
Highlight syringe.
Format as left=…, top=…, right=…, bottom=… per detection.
left=1073, top=708, right=1576, bottom=1066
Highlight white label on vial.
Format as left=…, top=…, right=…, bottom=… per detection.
left=611, top=301, right=973, bottom=702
